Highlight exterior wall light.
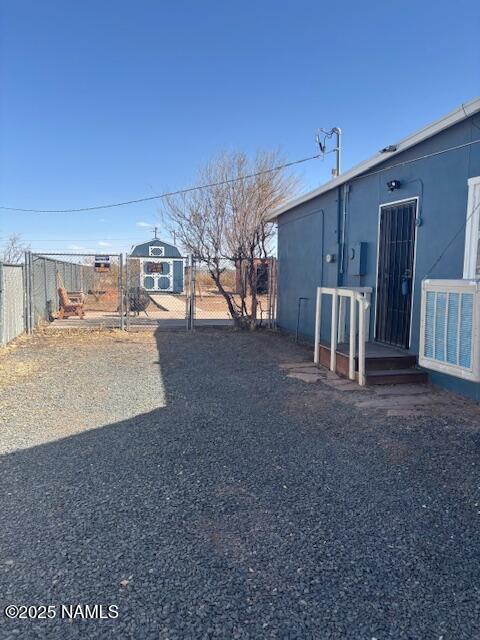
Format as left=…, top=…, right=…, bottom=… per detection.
left=387, top=179, right=402, bottom=191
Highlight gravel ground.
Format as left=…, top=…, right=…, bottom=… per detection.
left=0, top=328, right=480, bottom=639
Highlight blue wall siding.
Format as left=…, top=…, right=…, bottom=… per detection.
left=278, top=189, right=338, bottom=338
left=277, top=116, right=480, bottom=400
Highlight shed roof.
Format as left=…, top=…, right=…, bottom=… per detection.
left=130, top=238, right=182, bottom=258
left=267, top=96, right=480, bottom=220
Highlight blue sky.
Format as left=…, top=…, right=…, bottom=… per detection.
left=1, top=0, right=479, bottom=254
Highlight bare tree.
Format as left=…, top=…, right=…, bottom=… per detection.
left=163, top=150, right=298, bottom=329
left=2, top=233, right=31, bottom=264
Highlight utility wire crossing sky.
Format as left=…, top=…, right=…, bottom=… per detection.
left=0, top=152, right=326, bottom=213
left=2, top=140, right=479, bottom=214
left=1, top=0, right=478, bottom=252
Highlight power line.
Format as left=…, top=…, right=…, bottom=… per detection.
left=351, top=139, right=480, bottom=184
left=0, top=153, right=324, bottom=214
left=425, top=197, right=480, bottom=278
left=2, top=138, right=479, bottom=215
left=1, top=237, right=155, bottom=243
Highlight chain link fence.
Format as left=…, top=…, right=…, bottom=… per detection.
left=0, top=263, right=25, bottom=346
left=25, top=252, right=124, bottom=330
left=1, top=252, right=277, bottom=341
left=191, top=258, right=277, bottom=328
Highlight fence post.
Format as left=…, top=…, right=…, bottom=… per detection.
left=358, top=299, right=366, bottom=386
left=338, top=296, right=346, bottom=343
left=119, top=254, right=124, bottom=331
left=185, top=258, right=189, bottom=330
left=349, top=294, right=356, bottom=380
left=365, top=292, right=371, bottom=340
left=30, top=252, right=35, bottom=330
left=43, top=259, right=48, bottom=317
left=271, top=258, right=278, bottom=329
left=267, top=260, right=272, bottom=329
left=314, top=287, right=322, bottom=365
left=25, top=251, right=33, bottom=333
left=24, top=253, right=29, bottom=334
left=125, top=255, right=130, bottom=331
left=0, top=263, right=4, bottom=346
left=330, top=290, right=338, bottom=372
left=190, top=256, right=196, bottom=331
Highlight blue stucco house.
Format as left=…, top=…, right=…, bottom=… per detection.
left=268, top=97, right=480, bottom=401
left=130, top=237, right=185, bottom=293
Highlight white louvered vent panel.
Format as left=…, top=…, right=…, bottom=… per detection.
left=420, top=280, right=480, bottom=381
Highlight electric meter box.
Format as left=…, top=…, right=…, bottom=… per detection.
left=350, top=242, right=367, bottom=276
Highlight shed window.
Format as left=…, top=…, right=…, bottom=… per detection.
left=143, top=276, right=154, bottom=289
left=149, top=246, right=164, bottom=257
left=463, top=176, right=480, bottom=278
left=146, top=261, right=169, bottom=274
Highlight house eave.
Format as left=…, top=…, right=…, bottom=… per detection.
left=267, top=96, right=480, bottom=221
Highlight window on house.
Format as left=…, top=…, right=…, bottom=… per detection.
left=463, top=176, right=480, bottom=279
left=149, top=246, right=164, bottom=257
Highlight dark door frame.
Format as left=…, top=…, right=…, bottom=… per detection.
left=374, top=197, right=419, bottom=350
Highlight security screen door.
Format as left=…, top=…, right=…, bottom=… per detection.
left=375, top=200, right=417, bottom=349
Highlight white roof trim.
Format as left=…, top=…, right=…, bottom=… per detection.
left=267, top=96, right=480, bottom=220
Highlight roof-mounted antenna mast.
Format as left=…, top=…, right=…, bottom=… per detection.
left=315, top=127, right=342, bottom=177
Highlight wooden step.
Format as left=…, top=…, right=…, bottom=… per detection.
left=320, top=342, right=428, bottom=386
left=364, top=355, right=418, bottom=372
left=364, top=368, right=429, bottom=386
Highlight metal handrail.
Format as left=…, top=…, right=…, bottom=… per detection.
left=314, top=286, right=372, bottom=386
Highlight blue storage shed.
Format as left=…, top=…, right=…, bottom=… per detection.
left=130, top=237, right=185, bottom=293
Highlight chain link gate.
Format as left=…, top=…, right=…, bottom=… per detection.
left=25, top=252, right=124, bottom=331
left=125, top=253, right=193, bottom=329
left=124, top=255, right=277, bottom=329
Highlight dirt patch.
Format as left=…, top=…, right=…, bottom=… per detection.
left=0, top=358, right=38, bottom=388
left=0, top=329, right=155, bottom=389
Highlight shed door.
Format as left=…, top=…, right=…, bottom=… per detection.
left=375, top=200, right=416, bottom=349
left=173, top=260, right=184, bottom=293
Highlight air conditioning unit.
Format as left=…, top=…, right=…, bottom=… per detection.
left=419, top=279, right=480, bottom=381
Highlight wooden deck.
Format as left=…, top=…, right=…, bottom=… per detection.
left=335, top=341, right=412, bottom=358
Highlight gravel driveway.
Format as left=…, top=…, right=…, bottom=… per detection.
left=1, top=328, right=479, bottom=639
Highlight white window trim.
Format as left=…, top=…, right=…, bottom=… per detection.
left=139, top=258, right=173, bottom=291
left=463, top=176, right=480, bottom=279
left=149, top=246, right=165, bottom=257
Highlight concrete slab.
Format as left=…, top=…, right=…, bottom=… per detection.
left=287, top=372, right=321, bottom=383
left=279, top=362, right=313, bottom=370
left=326, top=371, right=341, bottom=380
left=373, top=385, right=433, bottom=396
left=355, top=395, right=440, bottom=409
